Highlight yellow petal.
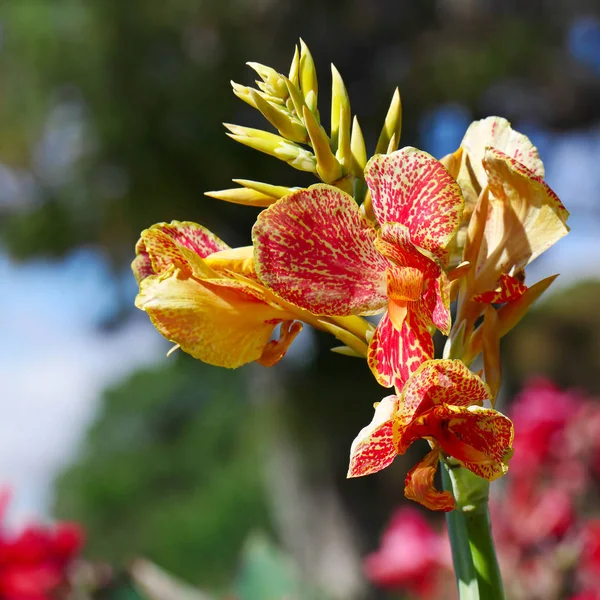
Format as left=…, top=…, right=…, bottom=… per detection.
left=475, top=149, right=569, bottom=292
left=136, top=267, right=295, bottom=369
left=205, top=246, right=257, bottom=279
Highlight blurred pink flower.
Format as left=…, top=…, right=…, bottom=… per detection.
left=510, top=378, right=580, bottom=478
left=364, top=506, right=450, bottom=596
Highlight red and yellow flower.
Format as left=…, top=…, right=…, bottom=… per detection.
left=347, top=359, right=514, bottom=511
left=133, top=221, right=372, bottom=368
left=253, top=147, right=464, bottom=388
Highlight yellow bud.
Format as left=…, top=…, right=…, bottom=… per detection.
left=204, top=187, right=277, bottom=207
left=299, top=39, right=318, bottom=112
left=249, top=89, right=307, bottom=144
left=288, top=44, right=300, bottom=86
left=232, top=179, right=295, bottom=199
left=303, top=105, right=342, bottom=183
left=247, top=62, right=288, bottom=99
left=330, top=64, right=351, bottom=151
left=375, top=88, right=402, bottom=155
left=351, top=116, right=367, bottom=176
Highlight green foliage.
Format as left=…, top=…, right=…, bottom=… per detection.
left=54, top=356, right=272, bottom=590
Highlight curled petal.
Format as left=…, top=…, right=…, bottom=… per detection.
left=368, top=310, right=434, bottom=389
left=424, top=273, right=451, bottom=335
left=365, top=148, right=464, bottom=263
left=257, top=321, right=303, bottom=366
left=375, top=223, right=439, bottom=276
left=401, top=359, right=490, bottom=420
left=473, top=273, right=527, bottom=304
left=348, top=396, right=401, bottom=478
left=476, top=148, right=569, bottom=291
left=139, top=221, right=229, bottom=272
left=423, top=405, right=514, bottom=481
left=404, top=449, right=455, bottom=512
left=459, top=116, right=544, bottom=209
left=132, top=248, right=155, bottom=283
left=253, top=184, right=390, bottom=315
left=135, top=267, right=295, bottom=368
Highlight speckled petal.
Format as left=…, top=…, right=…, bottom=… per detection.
left=404, top=449, right=455, bottom=512
left=367, top=309, right=434, bottom=389
left=135, top=267, right=295, bottom=369
left=422, top=405, right=514, bottom=481
left=257, top=321, right=303, bottom=366
left=365, top=148, right=464, bottom=263
left=473, top=273, right=528, bottom=304
left=253, top=184, right=390, bottom=316
left=424, top=273, right=451, bottom=335
left=140, top=221, right=229, bottom=276
left=131, top=248, right=155, bottom=283
left=347, top=396, right=401, bottom=478
left=400, top=359, right=490, bottom=420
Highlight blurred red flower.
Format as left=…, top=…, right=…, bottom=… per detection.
left=0, top=490, right=84, bottom=600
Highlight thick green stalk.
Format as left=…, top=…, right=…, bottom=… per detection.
left=442, top=461, right=505, bottom=600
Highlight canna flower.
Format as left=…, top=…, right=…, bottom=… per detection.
left=253, top=148, right=464, bottom=388
left=347, top=359, right=514, bottom=511
left=449, top=117, right=569, bottom=300
left=133, top=221, right=371, bottom=368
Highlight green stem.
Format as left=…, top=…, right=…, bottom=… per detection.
left=441, top=464, right=479, bottom=600
left=463, top=504, right=505, bottom=600
left=442, top=462, right=505, bottom=600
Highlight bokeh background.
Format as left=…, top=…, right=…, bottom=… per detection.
left=2, top=0, right=600, bottom=598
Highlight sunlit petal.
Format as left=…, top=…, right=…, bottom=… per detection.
left=253, top=184, right=390, bottom=315
left=348, top=396, right=401, bottom=478
left=404, top=449, right=455, bottom=512
left=365, top=148, right=464, bottom=263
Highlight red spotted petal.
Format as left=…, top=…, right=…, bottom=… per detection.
left=365, top=148, right=464, bottom=263
left=400, top=359, right=490, bottom=422
left=348, top=396, right=401, bottom=478
left=253, top=184, right=390, bottom=316
left=131, top=247, right=155, bottom=283
left=423, top=273, right=451, bottom=335
left=474, top=273, right=528, bottom=304
left=140, top=221, right=229, bottom=275
left=423, top=405, right=514, bottom=481
left=368, top=309, right=434, bottom=390
left=404, top=449, right=455, bottom=512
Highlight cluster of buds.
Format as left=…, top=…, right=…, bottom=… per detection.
left=366, top=379, right=600, bottom=600
left=0, top=491, right=84, bottom=599
left=133, top=42, right=569, bottom=511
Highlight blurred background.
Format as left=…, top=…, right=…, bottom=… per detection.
left=2, top=0, right=600, bottom=598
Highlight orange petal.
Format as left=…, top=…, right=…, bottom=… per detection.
left=257, top=321, right=303, bottom=366
left=481, top=306, right=501, bottom=405
left=348, top=396, right=401, bottom=478
left=423, top=405, right=514, bottom=481
left=404, top=449, right=455, bottom=512
left=135, top=267, right=295, bottom=369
